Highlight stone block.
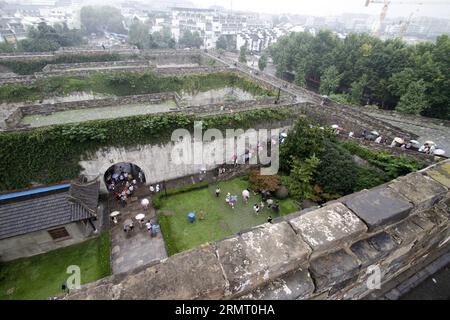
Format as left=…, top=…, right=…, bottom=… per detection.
left=238, top=267, right=314, bottom=300
left=387, top=218, right=425, bottom=245
left=288, top=203, right=367, bottom=254
left=344, top=187, right=413, bottom=231
left=425, top=161, right=450, bottom=188
left=350, top=232, right=396, bottom=267
left=389, top=173, right=447, bottom=212
left=309, top=249, right=360, bottom=292
left=215, top=221, right=311, bottom=296
left=67, top=244, right=227, bottom=300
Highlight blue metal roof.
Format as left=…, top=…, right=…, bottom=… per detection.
left=0, top=184, right=71, bottom=201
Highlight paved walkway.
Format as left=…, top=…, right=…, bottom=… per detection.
left=109, top=194, right=167, bottom=275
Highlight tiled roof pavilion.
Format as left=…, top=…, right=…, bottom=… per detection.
left=0, top=179, right=99, bottom=240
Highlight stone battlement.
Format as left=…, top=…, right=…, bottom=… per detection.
left=63, top=160, right=450, bottom=300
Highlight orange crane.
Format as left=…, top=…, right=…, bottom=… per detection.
left=365, top=0, right=450, bottom=37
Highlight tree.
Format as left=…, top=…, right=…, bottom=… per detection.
left=285, top=155, right=320, bottom=201
left=280, top=117, right=332, bottom=173
left=128, top=20, right=150, bottom=49
left=248, top=170, right=280, bottom=192
left=319, top=65, right=341, bottom=95
left=149, top=27, right=176, bottom=49
left=179, top=30, right=203, bottom=49
left=350, top=74, right=369, bottom=105
left=14, top=22, right=84, bottom=52
left=258, top=54, right=267, bottom=71
left=396, top=80, right=428, bottom=115
left=315, top=141, right=357, bottom=196
left=239, top=45, right=247, bottom=63
left=216, top=35, right=228, bottom=50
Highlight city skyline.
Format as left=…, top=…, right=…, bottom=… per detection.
left=193, top=0, right=450, bottom=19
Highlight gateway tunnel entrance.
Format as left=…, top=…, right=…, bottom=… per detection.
left=104, top=162, right=146, bottom=205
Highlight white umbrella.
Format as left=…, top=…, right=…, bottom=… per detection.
left=424, top=140, right=436, bottom=146
left=394, top=137, right=404, bottom=144
left=410, top=140, right=420, bottom=145
left=280, top=132, right=288, bottom=138
left=433, top=149, right=445, bottom=155
left=331, top=124, right=340, bottom=129
left=141, top=198, right=149, bottom=206
left=135, top=213, right=145, bottom=220
left=110, top=211, right=120, bottom=217
left=370, top=131, right=379, bottom=136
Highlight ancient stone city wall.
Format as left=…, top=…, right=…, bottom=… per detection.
left=79, top=119, right=294, bottom=193
left=64, top=160, right=450, bottom=300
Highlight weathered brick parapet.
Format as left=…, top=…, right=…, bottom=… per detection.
left=63, top=160, right=450, bottom=300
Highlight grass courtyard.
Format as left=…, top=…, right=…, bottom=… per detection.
left=158, top=178, right=298, bottom=256
left=0, top=232, right=111, bottom=300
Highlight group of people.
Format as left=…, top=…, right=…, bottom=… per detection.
left=149, top=184, right=161, bottom=194
left=216, top=187, right=280, bottom=216
left=349, top=129, right=446, bottom=156
left=106, top=172, right=141, bottom=208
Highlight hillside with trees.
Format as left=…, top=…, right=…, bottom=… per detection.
left=269, top=31, right=450, bottom=120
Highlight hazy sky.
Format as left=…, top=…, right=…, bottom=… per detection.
left=193, top=0, right=450, bottom=19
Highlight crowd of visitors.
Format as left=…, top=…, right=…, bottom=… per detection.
left=106, top=171, right=140, bottom=208
left=220, top=187, right=280, bottom=215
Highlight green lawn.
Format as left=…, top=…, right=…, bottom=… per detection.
left=0, top=232, right=111, bottom=300
left=158, top=178, right=299, bottom=256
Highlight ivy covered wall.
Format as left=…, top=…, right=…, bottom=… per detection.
left=0, top=107, right=293, bottom=191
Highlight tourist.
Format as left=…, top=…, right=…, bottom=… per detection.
left=348, top=131, right=354, bottom=138
left=253, top=204, right=260, bottom=215
left=232, top=154, right=238, bottom=167
left=260, top=201, right=265, bottom=210
left=199, top=210, right=205, bottom=220
left=225, top=192, right=231, bottom=204
left=132, top=179, right=137, bottom=185
left=267, top=216, right=273, bottom=224
left=215, top=187, right=221, bottom=197
left=272, top=202, right=280, bottom=214
left=149, top=185, right=155, bottom=193
left=375, top=136, right=382, bottom=144
left=128, top=184, right=134, bottom=194
left=242, top=189, right=250, bottom=203
left=145, top=220, right=152, bottom=233
left=141, top=198, right=150, bottom=210
left=266, top=198, right=273, bottom=208
left=119, top=195, right=127, bottom=208
left=138, top=171, right=144, bottom=183
left=155, top=184, right=160, bottom=193
left=361, top=130, right=367, bottom=139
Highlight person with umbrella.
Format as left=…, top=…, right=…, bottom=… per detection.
left=242, top=189, right=250, bottom=203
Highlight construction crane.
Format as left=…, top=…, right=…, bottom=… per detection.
left=365, top=0, right=450, bottom=37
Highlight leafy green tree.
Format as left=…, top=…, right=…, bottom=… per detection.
left=280, top=117, right=332, bottom=172
left=258, top=54, right=267, bottom=71
left=128, top=20, right=149, bottom=49
left=350, top=74, right=369, bottom=105
left=285, top=155, right=320, bottom=201
left=179, top=30, right=203, bottom=48
left=216, top=35, right=228, bottom=50
left=319, top=65, right=341, bottom=95
left=149, top=27, right=175, bottom=49
left=239, top=45, right=247, bottom=63
left=315, top=141, right=357, bottom=196
left=396, top=80, right=428, bottom=115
